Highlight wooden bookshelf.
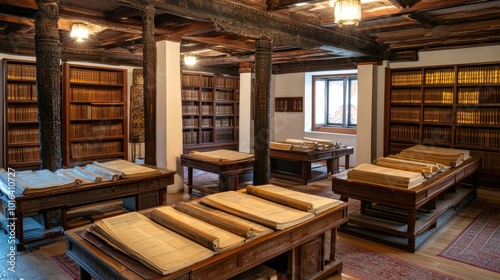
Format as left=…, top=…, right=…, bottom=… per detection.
left=2, top=59, right=40, bottom=169
left=181, top=72, right=239, bottom=154
left=62, top=63, right=128, bottom=167
left=385, top=62, right=500, bottom=188
left=275, top=97, right=303, bottom=112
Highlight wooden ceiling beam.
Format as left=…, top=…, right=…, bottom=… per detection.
left=109, top=0, right=381, bottom=57
left=267, top=0, right=326, bottom=11
left=185, top=35, right=255, bottom=51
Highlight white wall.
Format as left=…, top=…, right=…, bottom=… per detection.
left=239, top=72, right=252, bottom=153
left=272, top=73, right=305, bottom=141
left=156, top=41, right=184, bottom=193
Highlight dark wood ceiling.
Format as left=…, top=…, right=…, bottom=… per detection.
left=1, top=0, right=499, bottom=75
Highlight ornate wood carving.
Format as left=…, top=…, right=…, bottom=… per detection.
left=253, top=39, right=272, bottom=186
left=35, top=0, right=62, bottom=171
left=142, top=4, right=157, bottom=166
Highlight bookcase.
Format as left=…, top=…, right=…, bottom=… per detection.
left=62, top=63, right=128, bottom=167
left=2, top=59, right=40, bottom=169
left=181, top=72, right=239, bottom=154
left=275, top=97, right=303, bottom=112
left=385, top=62, right=500, bottom=186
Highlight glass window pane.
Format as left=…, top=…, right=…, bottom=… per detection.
left=328, top=80, right=344, bottom=124
left=315, top=80, right=325, bottom=125
left=349, top=79, right=358, bottom=125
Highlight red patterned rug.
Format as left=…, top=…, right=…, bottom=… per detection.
left=53, top=240, right=458, bottom=280
left=338, top=241, right=460, bottom=280
left=438, top=207, right=500, bottom=273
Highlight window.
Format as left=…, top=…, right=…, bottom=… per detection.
left=312, top=75, right=357, bottom=134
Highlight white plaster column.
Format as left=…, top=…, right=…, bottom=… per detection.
left=239, top=72, right=252, bottom=153
left=156, top=40, right=183, bottom=193
left=356, top=64, right=376, bottom=164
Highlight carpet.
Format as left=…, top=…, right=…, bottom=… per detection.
left=52, top=240, right=458, bottom=280
left=51, top=254, right=86, bottom=280
left=438, top=207, right=500, bottom=273
left=337, top=241, right=460, bottom=280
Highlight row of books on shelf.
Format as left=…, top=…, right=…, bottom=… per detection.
left=457, top=66, right=500, bottom=84
left=391, top=89, right=422, bottom=103
left=457, top=88, right=500, bottom=104
left=6, top=64, right=36, bottom=81
left=215, top=90, right=237, bottom=101
left=215, top=117, right=234, bottom=127
left=182, top=75, right=214, bottom=87
left=71, top=141, right=122, bottom=158
left=183, top=131, right=199, bottom=145
left=216, top=130, right=235, bottom=142
left=69, top=69, right=123, bottom=85
left=7, top=128, right=39, bottom=144
left=7, top=106, right=38, bottom=122
left=6, top=84, right=37, bottom=101
left=183, top=118, right=215, bottom=128
left=70, top=88, right=123, bottom=102
left=182, top=105, right=200, bottom=114
left=392, top=66, right=500, bottom=86
left=390, top=125, right=419, bottom=140
left=470, top=150, right=500, bottom=169
left=456, top=128, right=500, bottom=148
left=69, top=122, right=124, bottom=139
left=390, top=107, right=421, bottom=122
left=456, top=108, right=500, bottom=125
left=215, top=76, right=237, bottom=89
left=181, top=89, right=200, bottom=100
left=424, top=89, right=454, bottom=104
left=215, top=105, right=234, bottom=114
left=391, top=71, right=422, bottom=86
left=70, top=104, right=124, bottom=120
left=424, top=69, right=455, bottom=85
left=423, top=108, right=453, bottom=123
left=422, top=127, right=452, bottom=143
left=7, top=146, right=40, bottom=163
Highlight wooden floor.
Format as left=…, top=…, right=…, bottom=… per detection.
left=0, top=178, right=498, bottom=280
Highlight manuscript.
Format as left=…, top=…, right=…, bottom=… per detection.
left=347, top=163, right=424, bottom=189
left=174, top=201, right=273, bottom=239
left=149, top=206, right=246, bottom=252
left=88, top=212, right=214, bottom=276
left=246, top=184, right=344, bottom=214
left=93, top=159, right=161, bottom=178
left=188, top=149, right=254, bottom=163
left=200, top=191, right=314, bottom=230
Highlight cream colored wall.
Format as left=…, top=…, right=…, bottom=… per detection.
left=239, top=73, right=253, bottom=153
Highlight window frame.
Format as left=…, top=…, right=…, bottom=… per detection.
left=312, top=74, right=357, bottom=134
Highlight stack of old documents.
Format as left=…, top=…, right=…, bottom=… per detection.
left=187, top=149, right=254, bottom=163
left=87, top=184, right=342, bottom=276
left=347, top=163, right=424, bottom=189
left=0, top=169, right=77, bottom=194
left=394, top=145, right=470, bottom=167
left=373, top=156, right=442, bottom=177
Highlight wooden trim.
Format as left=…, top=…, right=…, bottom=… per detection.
left=312, top=126, right=357, bottom=135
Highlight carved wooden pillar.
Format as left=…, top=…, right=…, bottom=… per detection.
left=142, top=5, right=157, bottom=166
left=35, top=0, right=62, bottom=171
left=253, top=39, right=272, bottom=185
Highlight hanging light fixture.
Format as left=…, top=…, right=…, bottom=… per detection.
left=70, top=23, right=89, bottom=42
left=330, top=0, right=362, bottom=27
left=184, top=55, right=197, bottom=66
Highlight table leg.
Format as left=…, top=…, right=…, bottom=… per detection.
left=188, top=167, right=194, bottom=194
left=220, top=174, right=239, bottom=191
left=345, top=154, right=350, bottom=169
left=80, top=267, right=92, bottom=280
left=407, top=209, right=417, bottom=249
left=302, top=162, right=312, bottom=184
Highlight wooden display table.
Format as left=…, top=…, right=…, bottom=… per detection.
left=0, top=167, right=175, bottom=250
left=271, top=146, right=353, bottom=184
left=65, top=202, right=348, bottom=280
left=181, top=150, right=255, bottom=195
left=331, top=157, right=481, bottom=252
